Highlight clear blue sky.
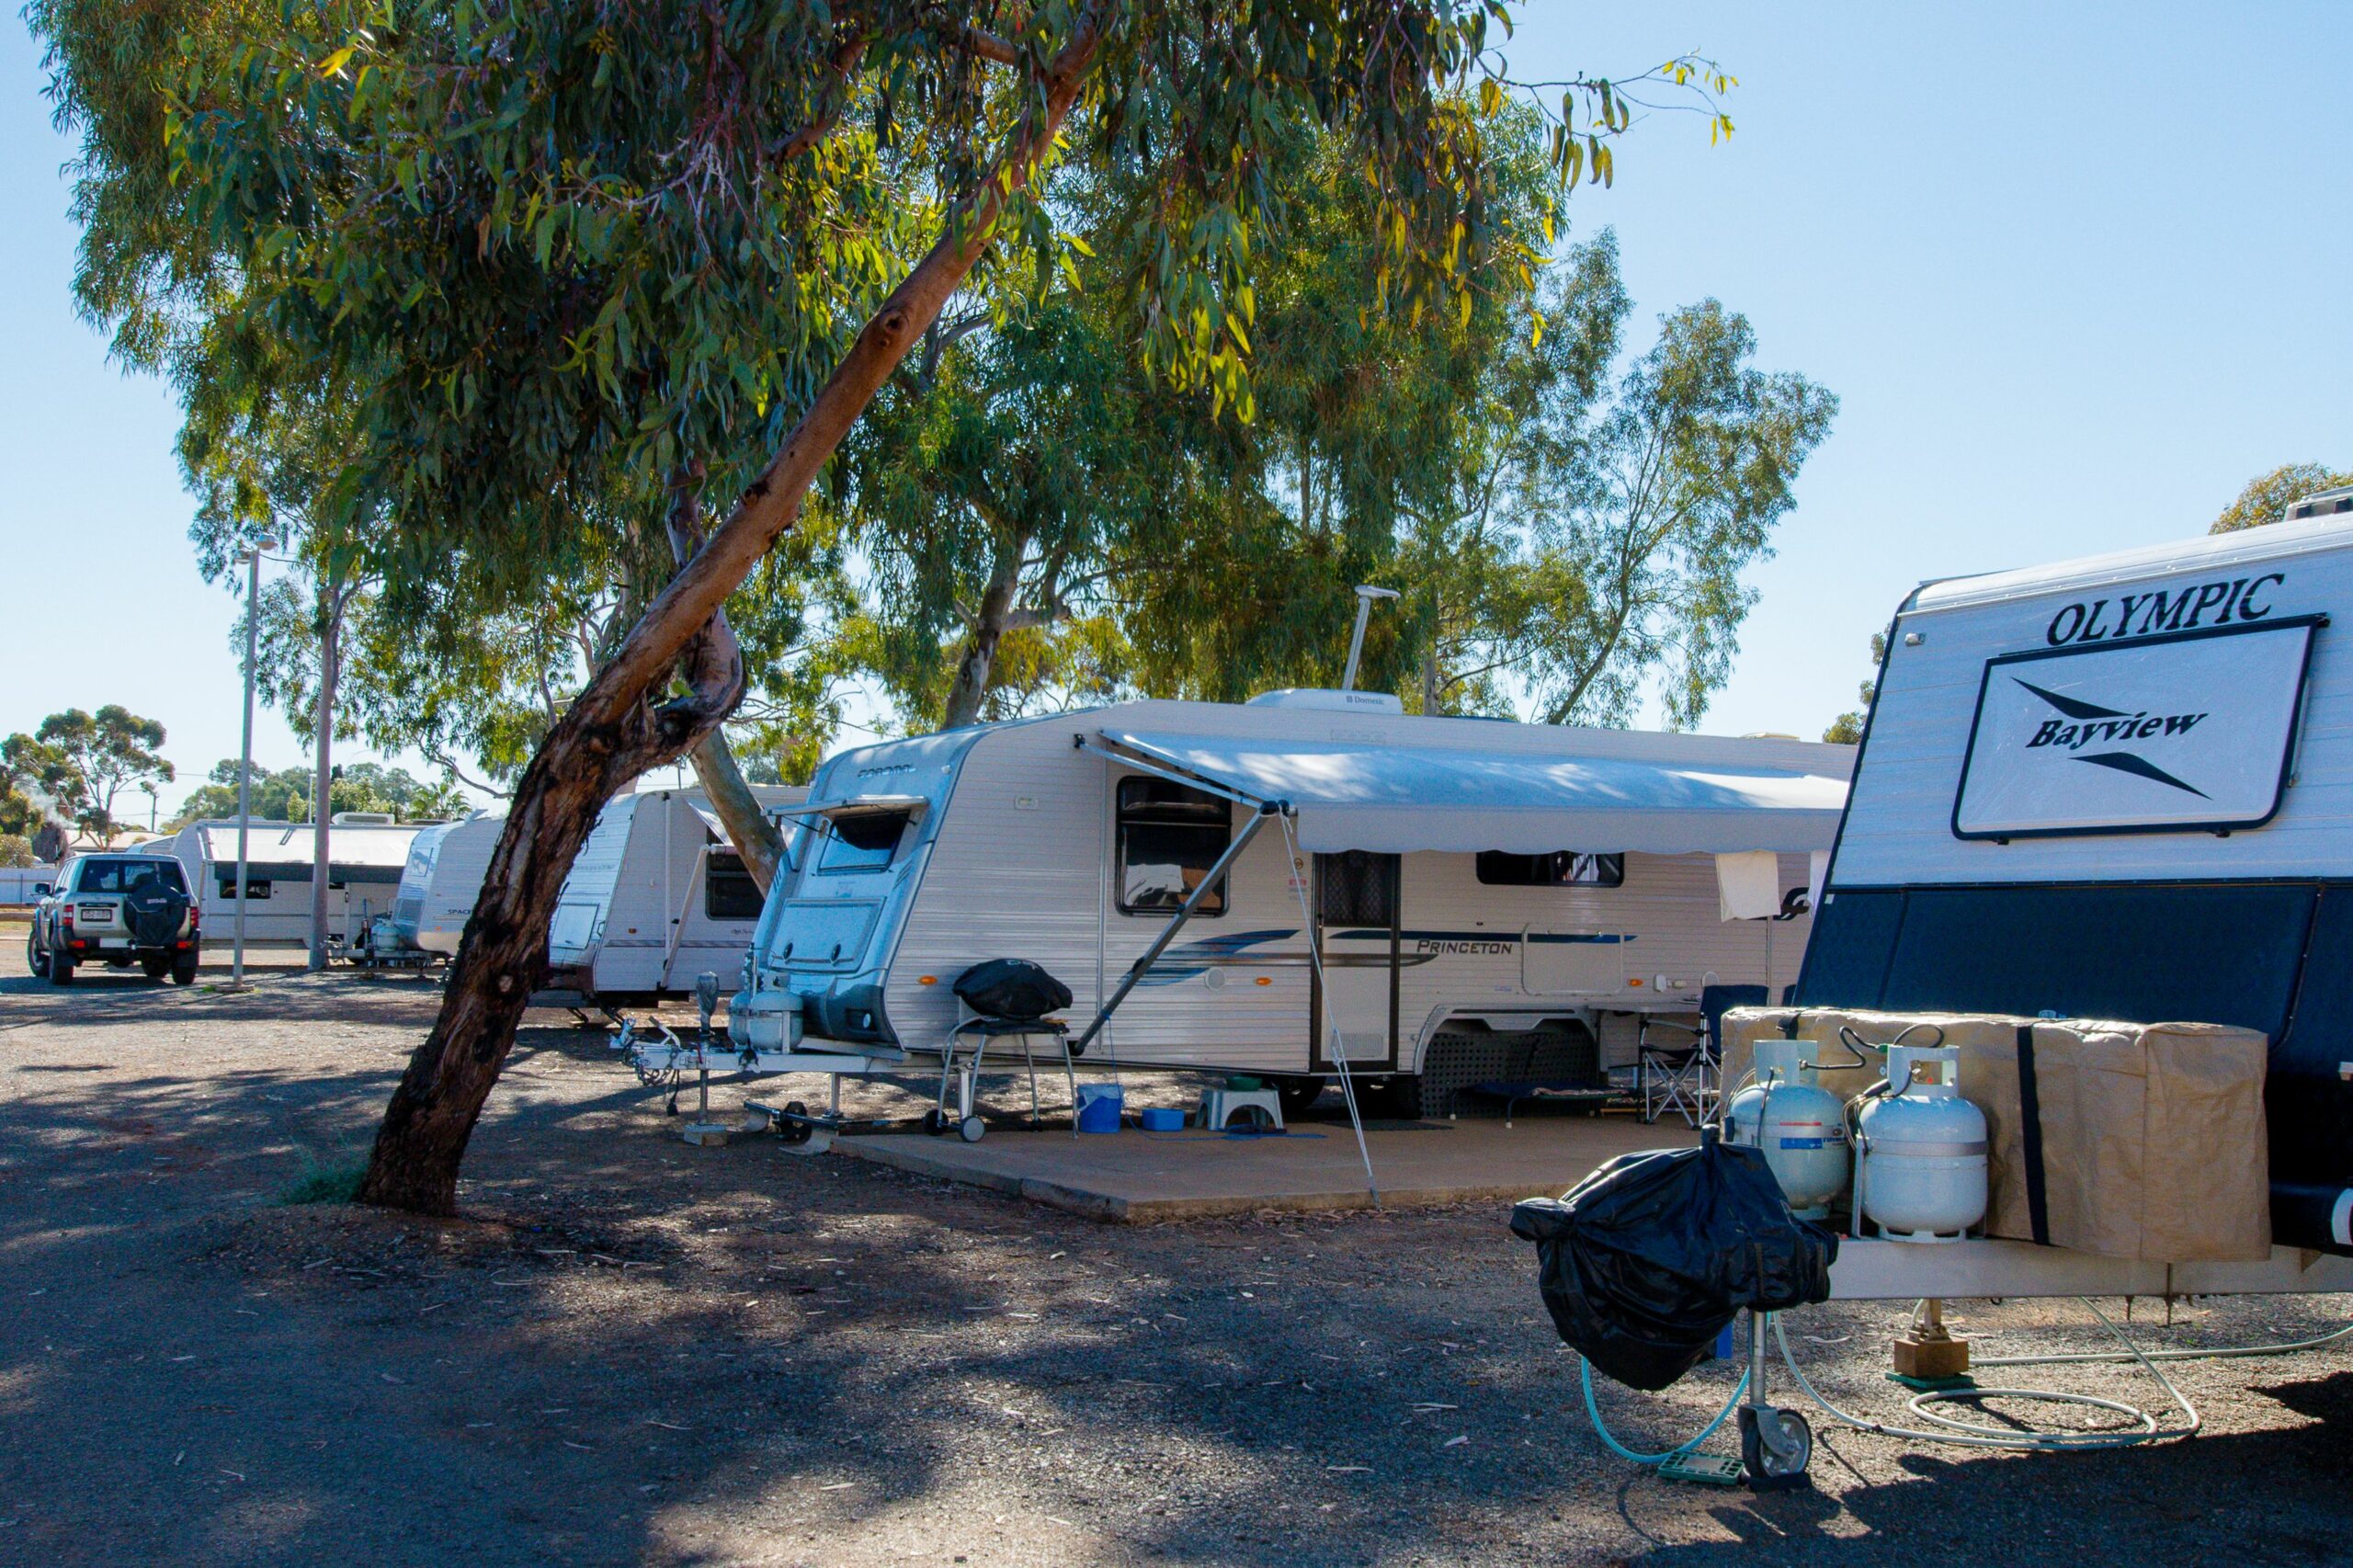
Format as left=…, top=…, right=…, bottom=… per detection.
left=2, top=4, right=2347, bottom=814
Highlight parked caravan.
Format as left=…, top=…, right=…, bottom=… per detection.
left=130, top=817, right=424, bottom=946
left=1798, top=504, right=2353, bottom=1254
left=0, top=866, right=60, bottom=905
left=390, top=813, right=506, bottom=955
left=544, top=784, right=805, bottom=1004
left=736, top=693, right=1852, bottom=1117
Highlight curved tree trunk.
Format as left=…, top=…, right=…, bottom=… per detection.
left=356, top=16, right=1105, bottom=1216
left=665, top=473, right=787, bottom=894
left=938, top=533, right=1026, bottom=731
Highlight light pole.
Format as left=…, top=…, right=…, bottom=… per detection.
left=232, top=538, right=279, bottom=990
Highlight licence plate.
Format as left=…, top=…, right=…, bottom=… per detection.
left=99, top=937, right=129, bottom=949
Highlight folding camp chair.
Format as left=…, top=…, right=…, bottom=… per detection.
left=1638, top=983, right=1768, bottom=1126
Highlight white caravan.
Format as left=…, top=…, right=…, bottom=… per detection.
left=731, top=692, right=1852, bottom=1118
left=389, top=813, right=507, bottom=955
left=130, top=817, right=424, bottom=947
left=1799, top=500, right=2353, bottom=1256
left=543, top=784, right=806, bottom=1004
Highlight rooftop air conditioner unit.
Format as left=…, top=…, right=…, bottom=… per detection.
left=2284, top=485, right=2353, bottom=523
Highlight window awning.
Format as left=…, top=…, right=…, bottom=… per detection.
left=1098, top=728, right=1847, bottom=856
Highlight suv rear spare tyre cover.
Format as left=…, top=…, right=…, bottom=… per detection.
left=123, top=881, right=189, bottom=948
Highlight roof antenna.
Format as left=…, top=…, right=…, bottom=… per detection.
left=1340, top=585, right=1400, bottom=692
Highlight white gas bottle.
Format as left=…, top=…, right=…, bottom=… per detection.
left=1855, top=1044, right=1988, bottom=1244
left=1724, top=1039, right=1850, bottom=1220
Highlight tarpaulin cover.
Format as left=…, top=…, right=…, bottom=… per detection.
left=1100, top=729, right=1846, bottom=856
left=1509, top=1135, right=1839, bottom=1392
left=1721, top=1007, right=2271, bottom=1262
left=953, top=958, right=1073, bottom=1022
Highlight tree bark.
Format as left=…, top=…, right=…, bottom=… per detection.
left=356, top=15, right=1105, bottom=1216
left=308, top=578, right=342, bottom=971
left=938, top=530, right=1028, bottom=730
left=663, top=470, right=788, bottom=894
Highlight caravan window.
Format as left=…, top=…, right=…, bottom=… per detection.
left=817, top=810, right=911, bottom=874
left=1475, top=851, right=1624, bottom=888
left=704, top=850, right=765, bottom=919
left=1117, top=778, right=1231, bottom=916
left=219, top=877, right=272, bottom=900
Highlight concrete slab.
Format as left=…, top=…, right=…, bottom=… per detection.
left=834, top=1114, right=1696, bottom=1222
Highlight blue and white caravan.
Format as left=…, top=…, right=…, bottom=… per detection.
left=1798, top=495, right=2353, bottom=1256
left=724, top=690, right=1851, bottom=1124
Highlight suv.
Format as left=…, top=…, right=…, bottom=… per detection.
left=29, top=855, right=200, bottom=986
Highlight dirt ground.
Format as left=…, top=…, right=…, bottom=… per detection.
left=3, top=931, right=2351, bottom=1567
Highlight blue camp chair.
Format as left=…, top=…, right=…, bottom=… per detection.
left=1638, top=983, right=1768, bottom=1126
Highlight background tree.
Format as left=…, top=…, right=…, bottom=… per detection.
left=40, top=0, right=1727, bottom=1212
left=1411, top=245, right=1836, bottom=726
left=0, top=764, right=46, bottom=861
left=2211, top=463, right=2352, bottom=534
left=172, top=761, right=312, bottom=825
left=2, top=707, right=174, bottom=846
left=1822, top=631, right=1886, bottom=744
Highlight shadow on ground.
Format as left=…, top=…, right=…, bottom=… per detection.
left=3, top=978, right=2351, bottom=1565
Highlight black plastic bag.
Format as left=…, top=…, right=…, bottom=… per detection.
left=953, top=958, right=1074, bottom=1022
left=1509, top=1132, right=1839, bottom=1392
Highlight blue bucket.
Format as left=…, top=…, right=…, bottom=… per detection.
left=1074, top=1083, right=1124, bottom=1134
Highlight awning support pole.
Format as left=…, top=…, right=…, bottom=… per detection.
left=1072, top=801, right=1280, bottom=1058
left=1278, top=810, right=1381, bottom=1207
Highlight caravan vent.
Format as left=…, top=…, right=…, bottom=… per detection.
left=1244, top=687, right=1406, bottom=714
left=2285, top=485, right=2353, bottom=523
left=331, top=812, right=397, bottom=825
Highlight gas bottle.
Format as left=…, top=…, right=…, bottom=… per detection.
left=1724, top=1039, right=1849, bottom=1220
left=1855, top=1043, right=1988, bottom=1243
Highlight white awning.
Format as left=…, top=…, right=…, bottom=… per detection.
left=1100, top=728, right=1847, bottom=855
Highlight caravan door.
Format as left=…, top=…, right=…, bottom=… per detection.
left=1312, top=850, right=1400, bottom=1070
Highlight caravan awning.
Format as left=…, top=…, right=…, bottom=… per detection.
left=1099, top=728, right=1847, bottom=856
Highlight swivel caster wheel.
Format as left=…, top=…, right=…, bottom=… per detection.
left=958, top=1114, right=986, bottom=1143
left=1738, top=1405, right=1813, bottom=1491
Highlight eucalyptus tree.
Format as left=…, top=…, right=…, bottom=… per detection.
left=1396, top=233, right=1836, bottom=727
left=40, top=0, right=1719, bottom=1212
left=1, top=708, right=175, bottom=846
left=2211, top=463, right=2353, bottom=535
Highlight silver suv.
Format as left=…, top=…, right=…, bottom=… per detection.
left=28, top=855, right=200, bottom=986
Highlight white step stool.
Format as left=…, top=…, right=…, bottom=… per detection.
left=1198, top=1086, right=1283, bottom=1131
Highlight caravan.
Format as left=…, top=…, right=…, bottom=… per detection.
left=544, top=784, right=805, bottom=1005
left=733, top=693, right=1852, bottom=1118
left=390, top=814, right=506, bottom=956
left=130, top=816, right=424, bottom=947
left=1801, top=503, right=2353, bottom=1255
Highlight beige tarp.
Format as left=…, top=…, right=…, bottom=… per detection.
left=1722, top=1007, right=2270, bottom=1263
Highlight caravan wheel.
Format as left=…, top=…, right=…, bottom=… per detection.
left=1273, top=1076, right=1325, bottom=1118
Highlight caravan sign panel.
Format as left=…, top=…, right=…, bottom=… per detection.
left=1953, top=616, right=2322, bottom=839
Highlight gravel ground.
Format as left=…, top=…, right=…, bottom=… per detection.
left=2, top=928, right=2350, bottom=1566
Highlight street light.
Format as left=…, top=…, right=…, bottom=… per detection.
left=232, top=537, right=279, bottom=990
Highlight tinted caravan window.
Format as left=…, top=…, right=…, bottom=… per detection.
left=1117, top=778, right=1231, bottom=915
left=704, top=849, right=765, bottom=919
left=1475, top=851, right=1624, bottom=888
left=817, top=810, right=911, bottom=874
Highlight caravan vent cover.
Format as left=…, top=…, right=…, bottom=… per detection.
left=953, top=959, right=1073, bottom=1022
